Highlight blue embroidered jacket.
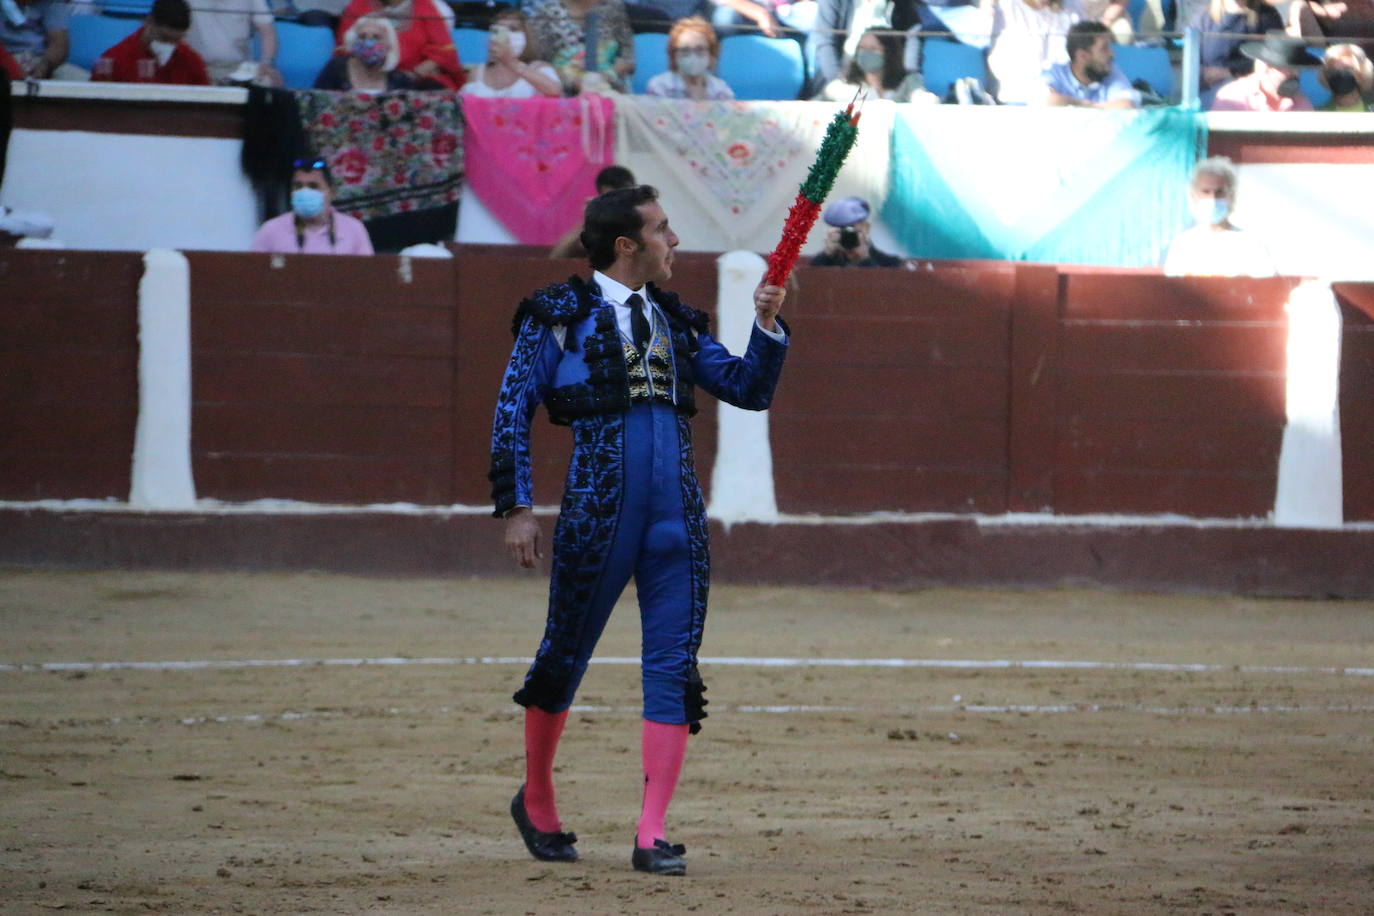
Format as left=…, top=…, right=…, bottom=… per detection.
left=489, top=275, right=789, bottom=518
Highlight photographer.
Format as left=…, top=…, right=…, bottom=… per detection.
left=810, top=196, right=903, bottom=268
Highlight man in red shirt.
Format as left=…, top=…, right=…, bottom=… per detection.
left=92, top=0, right=210, bottom=85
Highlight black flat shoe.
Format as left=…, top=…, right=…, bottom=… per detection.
left=631, top=838, right=686, bottom=875
left=510, top=785, right=577, bottom=862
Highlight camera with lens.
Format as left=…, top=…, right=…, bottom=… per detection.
left=838, top=226, right=860, bottom=250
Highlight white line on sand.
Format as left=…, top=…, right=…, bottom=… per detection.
left=2, top=656, right=1372, bottom=676
left=4, top=702, right=1373, bottom=731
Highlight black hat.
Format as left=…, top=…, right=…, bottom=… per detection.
left=1240, top=31, right=1323, bottom=70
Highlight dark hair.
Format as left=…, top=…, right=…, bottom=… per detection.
left=844, top=29, right=907, bottom=92
left=580, top=185, right=658, bottom=271
left=151, top=0, right=191, bottom=31
left=1066, top=21, right=1111, bottom=61
left=594, top=165, right=636, bottom=194
left=292, top=154, right=334, bottom=186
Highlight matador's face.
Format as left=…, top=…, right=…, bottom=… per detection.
left=626, top=201, right=680, bottom=286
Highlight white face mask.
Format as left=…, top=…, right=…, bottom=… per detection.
left=492, top=25, right=526, bottom=57
left=676, top=49, right=709, bottom=77
left=149, top=39, right=176, bottom=66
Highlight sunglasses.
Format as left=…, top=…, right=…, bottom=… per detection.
left=293, top=157, right=328, bottom=171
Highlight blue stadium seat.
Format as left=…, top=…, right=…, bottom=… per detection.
left=717, top=34, right=804, bottom=100
left=68, top=14, right=137, bottom=71
left=100, top=0, right=154, bottom=16
left=920, top=38, right=987, bottom=102
left=1114, top=43, right=1174, bottom=99
left=453, top=26, right=488, bottom=66
left=275, top=20, right=338, bottom=90
left=632, top=31, right=668, bottom=94
left=1299, top=67, right=1331, bottom=108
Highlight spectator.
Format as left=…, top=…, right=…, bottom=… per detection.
left=314, top=12, right=413, bottom=89
left=525, top=0, right=635, bottom=94
left=1286, top=0, right=1374, bottom=51
left=811, top=0, right=920, bottom=92
left=710, top=0, right=819, bottom=39
left=1317, top=42, right=1374, bottom=110
left=294, top=0, right=351, bottom=31
left=1, top=65, right=54, bottom=243
left=184, top=0, right=282, bottom=85
left=983, top=0, right=1083, bottom=104
left=1194, top=0, right=1285, bottom=90
left=1163, top=156, right=1275, bottom=276
left=0, top=0, right=70, bottom=79
left=461, top=9, right=562, bottom=98
left=338, top=0, right=464, bottom=89
left=1, top=40, right=23, bottom=80
left=810, top=196, right=903, bottom=268
left=1210, top=29, right=1320, bottom=109
left=251, top=156, right=375, bottom=255
left=813, top=27, right=934, bottom=101
left=91, top=0, right=211, bottom=86
left=645, top=16, right=735, bottom=99
left=549, top=164, right=636, bottom=259
left=1079, top=0, right=1132, bottom=40
left=1038, top=20, right=1139, bottom=106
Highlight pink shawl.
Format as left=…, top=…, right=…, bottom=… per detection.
left=462, top=95, right=616, bottom=245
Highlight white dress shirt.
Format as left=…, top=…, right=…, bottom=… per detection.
left=591, top=271, right=787, bottom=344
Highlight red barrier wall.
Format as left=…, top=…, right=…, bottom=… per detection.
left=3, top=249, right=1371, bottom=526
left=187, top=253, right=456, bottom=504
left=1053, top=274, right=1293, bottom=517
left=0, top=250, right=143, bottom=500
left=1336, top=282, right=1374, bottom=522
left=776, top=263, right=1019, bottom=514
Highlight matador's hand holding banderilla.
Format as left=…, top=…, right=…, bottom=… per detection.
left=754, top=282, right=785, bottom=333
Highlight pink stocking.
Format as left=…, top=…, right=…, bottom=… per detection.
left=523, top=707, right=569, bottom=832
left=636, top=719, right=690, bottom=848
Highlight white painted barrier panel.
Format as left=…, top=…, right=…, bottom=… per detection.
left=129, top=249, right=197, bottom=509
left=1273, top=280, right=1343, bottom=528
left=708, top=250, right=778, bottom=522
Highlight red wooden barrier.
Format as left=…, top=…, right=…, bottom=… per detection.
left=1336, top=282, right=1374, bottom=522
left=0, top=250, right=143, bottom=500
left=2, top=250, right=1368, bottom=526
left=1054, top=275, right=1294, bottom=517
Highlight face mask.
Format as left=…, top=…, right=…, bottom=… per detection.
left=1189, top=196, right=1230, bottom=226
left=854, top=50, right=885, bottom=74
left=1325, top=68, right=1358, bottom=96
left=491, top=25, right=526, bottom=57
left=1276, top=76, right=1301, bottom=98
left=291, top=187, right=327, bottom=220
left=148, top=39, right=176, bottom=67
left=351, top=37, right=388, bottom=69
left=676, top=49, right=709, bottom=77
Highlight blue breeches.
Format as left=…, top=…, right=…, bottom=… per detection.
left=548, top=404, right=696, bottom=723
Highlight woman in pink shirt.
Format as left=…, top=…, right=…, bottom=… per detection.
left=251, top=157, right=375, bottom=255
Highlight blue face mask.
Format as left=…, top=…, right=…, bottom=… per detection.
left=291, top=187, right=327, bottom=219
left=1189, top=196, right=1229, bottom=226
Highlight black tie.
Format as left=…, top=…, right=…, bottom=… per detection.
left=627, top=293, right=650, bottom=352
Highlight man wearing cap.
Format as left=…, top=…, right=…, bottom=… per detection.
left=1210, top=30, right=1321, bottom=111
left=811, top=196, right=903, bottom=268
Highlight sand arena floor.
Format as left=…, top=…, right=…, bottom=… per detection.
left=2, top=570, right=1373, bottom=914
